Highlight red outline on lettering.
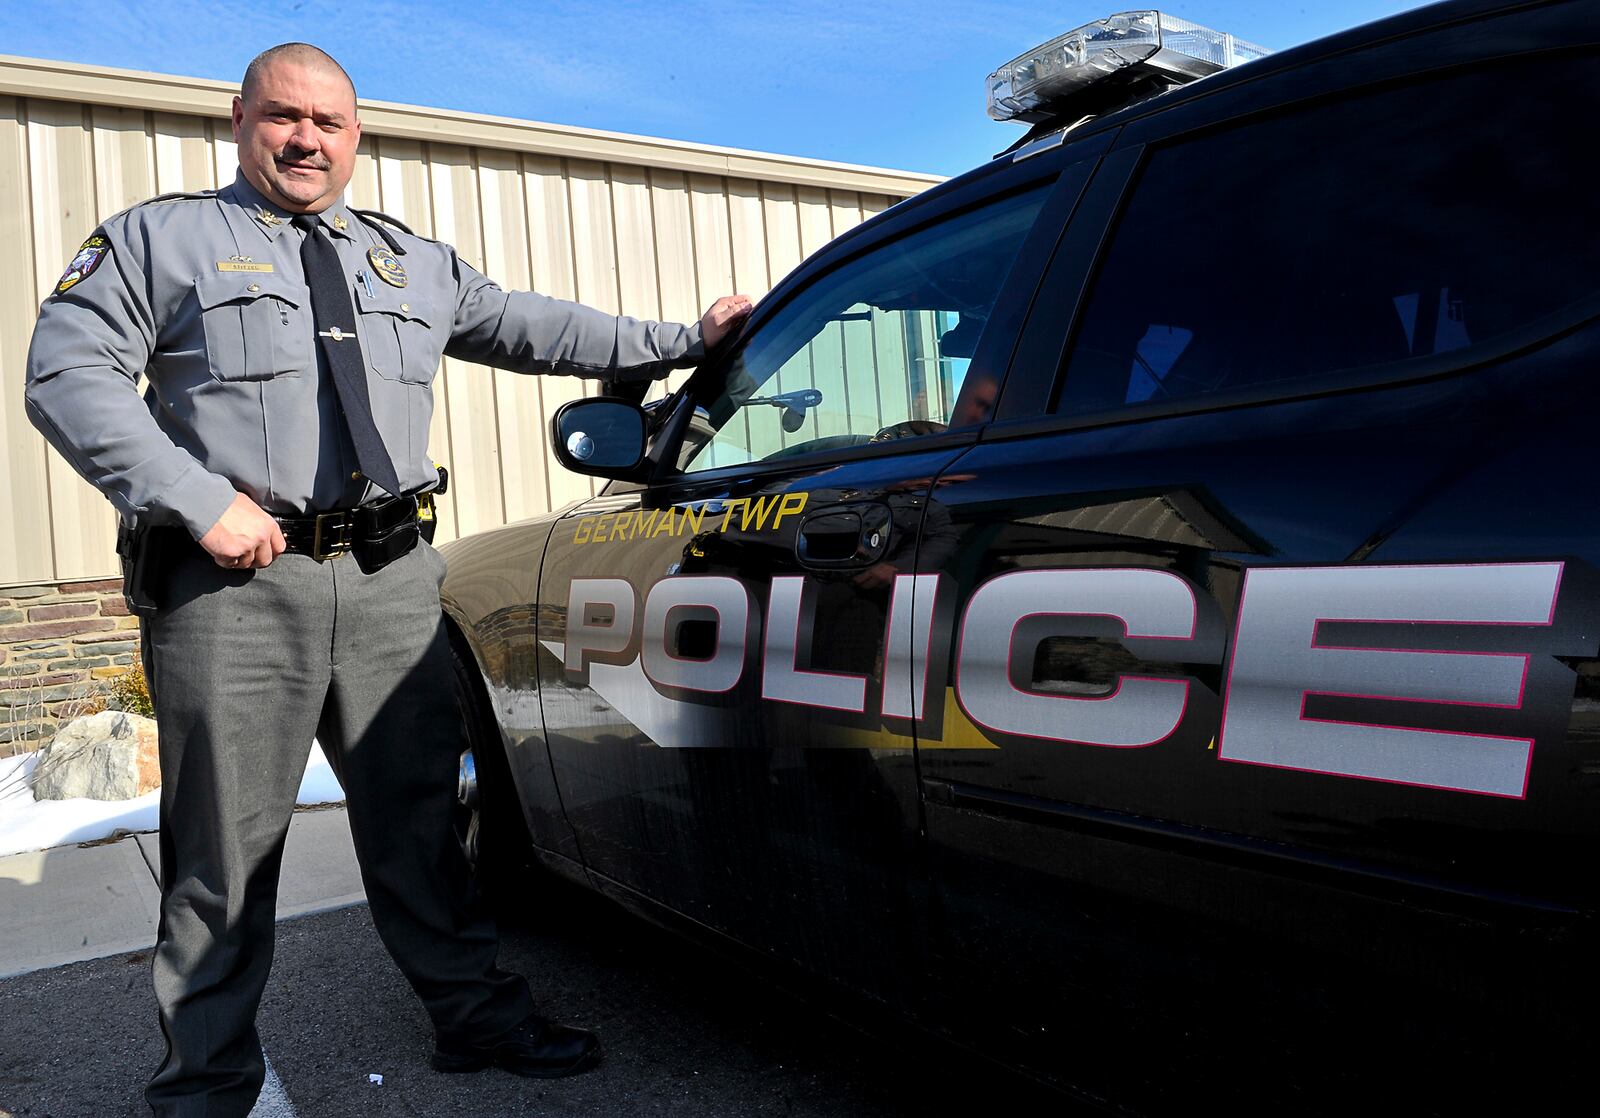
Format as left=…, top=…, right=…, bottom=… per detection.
left=659, top=603, right=719, bottom=664
left=1220, top=727, right=1536, bottom=800
left=761, top=575, right=868, bottom=713
left=640, top=577, right=749, bottom=695
left=1216, top=561, right=1563, bottom=799
left=880, top=574, right=914, bottom=720
left=953, top=568, right=1196, bottom=749
left=882, top=573, right=945, bottom=721
left=564, top=577, right=637, bottom=680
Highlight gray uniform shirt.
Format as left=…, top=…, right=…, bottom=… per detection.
left=25, top=172, right=703, bottom=539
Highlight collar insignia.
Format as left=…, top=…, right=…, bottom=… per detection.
left=253, top=206, right=283, bottom=228
left=332, top=214, right=348, bottom=232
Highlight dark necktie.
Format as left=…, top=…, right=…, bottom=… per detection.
left=294, top=214, right=402, bottom=498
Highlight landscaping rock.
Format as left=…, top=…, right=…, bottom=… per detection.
left=31, top=711, right=161, bottom=801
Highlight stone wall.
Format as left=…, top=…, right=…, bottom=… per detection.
left=0, top=579, right=140, bottom=755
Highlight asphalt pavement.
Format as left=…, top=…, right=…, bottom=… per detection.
left=0, top=877, right=1072, bottom=1117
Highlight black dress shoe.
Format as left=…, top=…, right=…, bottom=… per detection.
left=432, top=1014, right=602, bottom=1078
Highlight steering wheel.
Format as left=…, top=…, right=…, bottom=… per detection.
left=870, top=419, right=948, bottom=443
left=762, top=433, right=876, bottom=461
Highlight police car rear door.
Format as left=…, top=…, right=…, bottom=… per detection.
left=912, top=4, right=1600, bottom=1105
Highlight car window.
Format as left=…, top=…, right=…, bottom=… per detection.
left=1055, top=54, right=1600, bottom=416
left=682, top=186, right=1049, bottom=472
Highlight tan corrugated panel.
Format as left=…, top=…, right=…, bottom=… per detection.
left=796, top=186, right=833, bottom=260
left=347, top=136, right=380, bottom=210
left=565, top=159, right=621, bottom=505
left=648, top=169, right=700, bottom=399
left=151, top=112, right=215, bottom=194
left=30, top=102, right=121, bottom=581
left=609, top=165, right=669, bottom=407
left=761, top=182, right=803, bottom=288
left=648, top=171, right=699, bottom=323
left=726, top=179, right=769, bottom=298
left=0, top=75, right=933, bottom=585
left=521, top=153, right=593, bottom=513
left=431, top=143, right=505, bottom=544
left=828, top=190, right=864, bottom=236
left=210, top=130, right=237, bottom=188
left=611, top=165, right=659, bottom=322
left=0, top=96, right=54, bottom=585
left=90, top=106, right=153, bottom=214
left=476, top=147, right=549, bottom=528
left=688, top=174, right=736, bottom=310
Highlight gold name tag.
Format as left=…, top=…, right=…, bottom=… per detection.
left=215, top=261, right=275, bottom=273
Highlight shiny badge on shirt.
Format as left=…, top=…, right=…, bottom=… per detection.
left=367, top=246, right=407, bottom=288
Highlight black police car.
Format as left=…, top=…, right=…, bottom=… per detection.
left=438, top=1, right=1600, bottom=1109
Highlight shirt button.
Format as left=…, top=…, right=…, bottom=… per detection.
left=247, top=283, right=261, bottom=292
left=400, top=303, right=410, bottom=312
left=351, top=470, right=363, bottom=480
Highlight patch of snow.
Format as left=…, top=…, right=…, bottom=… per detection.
left=0, top=740, right=343, bottom=859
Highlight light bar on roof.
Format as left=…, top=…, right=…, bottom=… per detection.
left=987, top=10, right=1271, bottom=123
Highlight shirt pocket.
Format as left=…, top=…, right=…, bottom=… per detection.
left=194, top=271, right=309, bottom=382
left=355, top=285, right=439, bottom=385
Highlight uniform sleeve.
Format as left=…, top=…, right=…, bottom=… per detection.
left=23, top=216, right=237, bottom=539
left=445, top=252, right=705, bottom=381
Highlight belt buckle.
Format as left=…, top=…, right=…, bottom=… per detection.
left=313, top=512, right=352, bottom=561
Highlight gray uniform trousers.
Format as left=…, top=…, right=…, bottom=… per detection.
left=141, top=534, right=534, bottom=1116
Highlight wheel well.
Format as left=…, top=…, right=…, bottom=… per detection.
left=443, top=615, right=498, bottom=744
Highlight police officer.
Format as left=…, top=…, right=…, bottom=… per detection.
left=24, top=42, right=752, bottom=1117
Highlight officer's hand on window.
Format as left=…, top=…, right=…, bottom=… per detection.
left=199, top=492, right=288, bottom=570
left=700, top=295, right=755, bottom=350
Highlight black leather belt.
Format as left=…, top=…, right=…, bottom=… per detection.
left=275, top=494, right=429, bottom=566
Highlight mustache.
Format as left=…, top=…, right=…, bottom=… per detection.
left=274, top=147, right=330, bottom=169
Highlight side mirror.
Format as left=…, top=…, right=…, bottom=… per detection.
left=550, top=397, right=648, bottom=477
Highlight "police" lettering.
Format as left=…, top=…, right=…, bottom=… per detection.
left=561, top=561, right=1574, bottom=798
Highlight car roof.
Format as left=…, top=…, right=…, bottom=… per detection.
left=821, top=0, right=1551, bottom=256
left=1040, top=0, right=1527, bottom=142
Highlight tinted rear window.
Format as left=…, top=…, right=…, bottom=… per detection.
left=1056, top=53, right=1600, bottom=415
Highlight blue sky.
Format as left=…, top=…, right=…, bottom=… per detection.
left=0, top=1, right=1433, bottom=175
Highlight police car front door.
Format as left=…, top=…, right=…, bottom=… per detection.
left=535, top=185, right=1054, bottom=1000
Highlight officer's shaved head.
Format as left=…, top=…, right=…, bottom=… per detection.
left=242, top=43, right=355, bottom=106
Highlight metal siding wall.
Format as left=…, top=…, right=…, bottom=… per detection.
left=0, top=97, right=907, bottom=583
left=0, top=98, right=50, bottom=585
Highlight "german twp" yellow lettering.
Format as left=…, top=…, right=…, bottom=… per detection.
left=570, top=491, right=809, bottom=547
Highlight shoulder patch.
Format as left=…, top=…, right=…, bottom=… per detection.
left=56, top=234, right=110, bottom=295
